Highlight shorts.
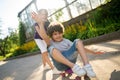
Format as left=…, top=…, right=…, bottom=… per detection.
left=48, top=39, right=79, bottom=71
left=34, top=39, right=47, bottom=53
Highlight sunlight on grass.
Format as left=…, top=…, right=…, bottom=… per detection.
left=0, top=53, right=13, bottom=61
left=0, top=56, right=6, bottom=61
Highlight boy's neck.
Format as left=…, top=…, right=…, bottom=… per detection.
left=53, top=38, right=64, bottom=42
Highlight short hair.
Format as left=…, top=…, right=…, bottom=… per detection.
left=47, top=22, right=64, bottom=37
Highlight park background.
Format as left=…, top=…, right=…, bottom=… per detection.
left=0, top=0, right=120, bottom=60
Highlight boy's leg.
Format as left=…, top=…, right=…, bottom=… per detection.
left=76, top=40, right=89, bottom=65
left=51, top=48, right=86, bottom=76
left=76, top=39, right=96, bottom=77
left=52, top=48, right=74, bottom=68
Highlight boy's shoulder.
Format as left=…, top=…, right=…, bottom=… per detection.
left=63, top=38, right=71, bottom=41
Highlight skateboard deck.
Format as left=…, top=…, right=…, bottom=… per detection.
left=60, top=68, right=91, bottom=80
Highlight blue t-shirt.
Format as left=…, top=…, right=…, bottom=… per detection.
left=34, top=21, right=50, bottom=39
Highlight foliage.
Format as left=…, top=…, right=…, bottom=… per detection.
left=54, top=9, right=63, bottom=21
left=0, top=27, right=19, bottom=57
left=18, top=21, right=26, bottom=46
left=64, top=17, right=120, bottom=41
left=11, top=48, right=27, bottom=57
left=20, top=40, right=37, bottom=51
left=10, top=40, right=38, bottom=57
left=0, top=37, right=8, bottom=57
left=90, top=0, right=120, bottom=26
left=64, top=22, right=87, bottom=41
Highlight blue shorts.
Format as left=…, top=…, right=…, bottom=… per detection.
left=48, top=39, right=79, bottom=71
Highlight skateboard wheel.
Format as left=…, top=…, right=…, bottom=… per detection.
left=84, top=75, right=90, bottom=80
left=75, top=76, right=81, bottom=80
left=60, top=73, right=66, bottom=77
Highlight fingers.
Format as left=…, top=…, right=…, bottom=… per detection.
left=31, top=11, right=36, bottom=18
left=45, top=57, right=54, bottom=69
left=42, top=57, right=46, bottom=67
left=31, top=11, right=39, bottom=22
left=42, top=53, right=54, bottom=69
left=41, top=54, right=46, bottom=67
left=95, top=51, right=104, bottom=54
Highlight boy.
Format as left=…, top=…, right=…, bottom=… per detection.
left=31, top=12, right=102, bottom=77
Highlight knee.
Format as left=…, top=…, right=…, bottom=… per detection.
left=51, top=48, right=61, bottom=56
left=76, top=39, right=83, bottom=47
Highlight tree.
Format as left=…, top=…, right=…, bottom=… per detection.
left=18, top=21, right=26, bottom=46
left=0, top=36, right=8, bottom=57
left=8, top=28, right=19, bottom=47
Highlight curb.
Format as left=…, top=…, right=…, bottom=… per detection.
left=83, top=30, right=120, bottom=45
left=3, top=51, right=41, bottom=61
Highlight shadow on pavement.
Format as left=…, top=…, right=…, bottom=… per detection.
left=97, top=42, right=120, bottom=50
left=110, top=69, right=120, bottom=80
left=86, top=51, right=120, bottom=61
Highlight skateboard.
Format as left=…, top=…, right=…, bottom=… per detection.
left=60, top=68, right=90, bottom=80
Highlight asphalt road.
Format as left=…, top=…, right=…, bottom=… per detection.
left=0, top=40, right=120, bottom=80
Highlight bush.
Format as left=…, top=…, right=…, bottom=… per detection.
left=11, top=48, right=28, bottom=57
left=64, top=23, right=87, bottom=41
left=10, top=40, right=38, bottom=57
left=18, top=21, right=26, bottom=46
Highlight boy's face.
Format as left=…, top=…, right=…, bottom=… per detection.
left=38, top=10, right=48, bottom=22
left=52, top=31, right=63, bottom=42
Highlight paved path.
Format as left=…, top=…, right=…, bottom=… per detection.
left=0, top=40, right=120, bottom=80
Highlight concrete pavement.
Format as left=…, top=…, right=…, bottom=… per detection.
left=0, top=40, right=120, bottom=80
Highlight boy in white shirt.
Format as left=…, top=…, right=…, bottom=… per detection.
left=31, top=12, right=102, bottom=77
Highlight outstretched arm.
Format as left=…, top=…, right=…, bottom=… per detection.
left=84, top=48, right=104, bottom=54
left=31, top=12, right=54, bottom=69
left=31, top=12, right=50, bottom=46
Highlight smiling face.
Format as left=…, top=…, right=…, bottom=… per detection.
left=47, top=22, right=65, bottom=42
left=38, top=9, right=48, bottom=22
left=52, top=31, right=63, bottom=42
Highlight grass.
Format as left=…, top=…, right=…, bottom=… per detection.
left=0, top=53, right=13, bottom=61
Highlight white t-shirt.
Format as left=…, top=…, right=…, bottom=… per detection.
left=50, top=38, right=73, bottom=52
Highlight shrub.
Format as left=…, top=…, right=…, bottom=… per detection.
left=11, top=47, right=28, bottom=57
left=11, top=40, right=38, bottom=57
left=64, top=22, right=88, bottom=41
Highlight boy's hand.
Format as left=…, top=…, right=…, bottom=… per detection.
left=41, top=52, right=54, bottom=69
left=95, top=51, right=104, bottom=54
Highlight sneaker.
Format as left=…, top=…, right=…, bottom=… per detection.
left=72, top=64, right=86, bottom=76
left=83, top=64, right=96, bottom=77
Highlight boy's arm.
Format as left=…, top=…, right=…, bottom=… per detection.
left=84, top=48, right=104, bottom=54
